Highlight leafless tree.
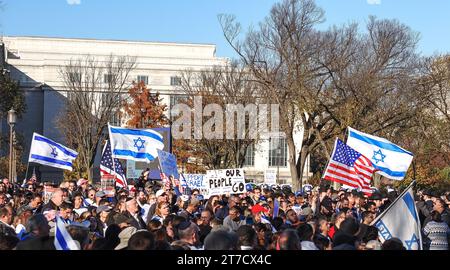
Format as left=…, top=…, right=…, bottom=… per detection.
left=220, top=0, right=423, bottom=191
left=58, top=54, right=137, bottom=180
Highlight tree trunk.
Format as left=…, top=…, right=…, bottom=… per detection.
left=286, top=132, right=300, bottom=191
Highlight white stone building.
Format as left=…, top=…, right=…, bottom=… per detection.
left=0, top=36, right=310, bottom=183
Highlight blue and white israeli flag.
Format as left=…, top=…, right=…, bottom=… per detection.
left=108, top=124, right=164, bottom=163
left=54, top=215, right=79, bottom=250
left=28, top=133, right=78, bottom=171
left=346, top=127, right=413, bottom=180
left=371, top=182, right=422, bottom=250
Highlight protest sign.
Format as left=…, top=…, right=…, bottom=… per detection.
left=205, top=168, right=246, bottom=196
left=43, top=184, right=56, bottom=204
left=101, top=175, right=115, bottom=197
left=264, top=169, right=277, bottom=185
left=183, top=174, right=210, bottom=198
left=157, top=149, right=180, bottom=180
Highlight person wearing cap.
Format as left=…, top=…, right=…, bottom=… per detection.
left=95, top=205, right=112, bottom=237
left=115, top=226, right=138, bottom=250
left=66, top=220, right=91, bottom=250
left=146, top=189, right=169, bottom=224
left=176, top=221, right=202, bottom=250
left=251, top=204, right=269, bottom=224
left=77, top=178, right=89, bottom=197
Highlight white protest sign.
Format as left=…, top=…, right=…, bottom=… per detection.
left=183, top=174, right=210, bottom=198
left=43, top=184, right=56, bottom=204
left=264, top=169, right=277, bottom=185
left=205, top=168, right=246, bottom=196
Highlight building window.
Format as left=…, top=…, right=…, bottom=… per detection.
left=104, top=74, right=113, bottom=84
left=269, top=137, right=287, bottom=167
left=170, top=76, right=181, bottom=86
left=110, top=110, right=122, bottom=126
left=69, top=72, right=82, bottom=82
left=137, top=75, right=148, bottom=85
left=243, top=143, right=255, bottom=167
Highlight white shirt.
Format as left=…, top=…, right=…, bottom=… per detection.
left=74, top=207, right=88, bottom=217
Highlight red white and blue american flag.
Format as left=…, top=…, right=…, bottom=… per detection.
left=100, top=140, right=127, bottom=188
left=323, top=138, right=375, bottom=195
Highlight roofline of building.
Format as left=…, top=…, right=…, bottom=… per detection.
left=3, top=35, right=218, bottom=49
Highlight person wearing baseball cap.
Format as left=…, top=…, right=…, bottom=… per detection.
left=251, top=204, right=269, bottom=224
left=146, top=189, right=169, bottom=224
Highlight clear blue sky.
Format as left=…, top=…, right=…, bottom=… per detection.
left=1, top=0, right=449, bottom=58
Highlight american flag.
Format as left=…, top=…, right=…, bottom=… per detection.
left=100, top=140, right=127, bottom=188
left=323, top=138, right=375, bottom=195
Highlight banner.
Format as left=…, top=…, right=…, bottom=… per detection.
left=264, top=169, right=277, bottom=185
left=205, top=168, right=247, bottom=196
left=183, top=174, right=210, bottom=198
left=157, top=149, right=180, bottom=180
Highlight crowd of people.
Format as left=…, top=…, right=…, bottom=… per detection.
left=0, top=175, right=449, bottom=250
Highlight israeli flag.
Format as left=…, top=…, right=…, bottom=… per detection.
left=371, top=181, right=422, bottom=250
left=29, top=133, right=78, bottom=171
left=54, top=215, right=79, bottom=250
left=108, top=124, right=164, bottom=163
left=346, top=127, right=413, bottom=180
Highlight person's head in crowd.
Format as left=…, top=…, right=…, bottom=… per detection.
left=339, top=217, right=360, bottom=236
left=236, top=225, right=257, bottom=250
left=0, top=233, right=19, bottom=250
left=95, top=191, right=107, bottom=205
left=155, top=189, right=169, bottom=204
left=147, top=219, right=162, bottom=232
left=339, top=197, right=349, bottom=209
left=96, top=205, right=112, bottom=222
left=200, top=209, right=212, bottom=227
left=186, top=197, right=200, bottom=214
left=171, top=240, right=191, bottom=250
left=30, top=193, right=44, bottom=210
left=26, top=213, right=51, bottom=237
left=251, top=204, right=268, bottom=223
left=191, top=189, right=200, bottom=197
left=204, top=229, right=239, bottom=250
left=147, top=193, right=156, bottom=205
left=67, top=222, right=90, bottom=250
left=297, top=223, right=314, bottom=242
left=73, top=193, right=84, bottom=209
left=137, top=191, right=147, bottom=205
left=332, top=232, right=358, bottom=250
left=114, top=214, right=133, bottom=229
left=365, top=201, right=377, bottom=213
left=0, top=206, right=13, bottom=225
left=127, top=230, right=155, bottom=250
left=362, top=226, right=380, bottom=243
left=316, top=217, right=330, bottom=237
left=177, top=221, right=200, bottom=246
left=433, top=198, right=446, bottom=214
left=125, top=197, right=139, bottom=215
left=155, top=202, right=170, bottom=219
left=115, top=226, right=138, bottom=250
left=370, top=192, right=383, bottom=208
left=210, top=218, right=223, bottom=230
left=228, top=195, right=240, bottom=208
left=60, top=188, right=69, bottom=201
left=277, top=229, right=301, bottom=250
left=286, top=209, right=299, bottom=226
left=252, top=187, right=262, bottom=201
left=67, top=180, right=77, bottom=193
left=313, top=234, right=331, bottom=250
left=287, top=193, right=296, bottom=205
left=381, top=238, right=406, bottom=250
left=228, top=206, right=242, bottom=222
left=77, top=178, right=89, bottom=191
left=50, top=188, right=64, bottom=207
left=361, top=211, right=375, bottom=225
left=430, top=210, right=442, bottom=223
left=320, top=197, right=334, bottom=217
left=87, top=189, right=96, bottom=202
left=59, top=201, right=74, bottom=220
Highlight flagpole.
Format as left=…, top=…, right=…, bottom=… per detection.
left=23, top=162, right=30, bottom=186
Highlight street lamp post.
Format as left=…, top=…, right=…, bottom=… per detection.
left=8, top=108, right=17, bottom=184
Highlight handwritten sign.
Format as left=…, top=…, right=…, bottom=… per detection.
left=264, top=169, right=277, bottom=185
left=183, top=174, right=210, bottom=198
left=101, top=175, right=115, bottom=197
left=157, top=149, right=180, bottom=180
left=205, top=168, right=246, bottom=196
left=43, top=185, right=56, bottom=204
